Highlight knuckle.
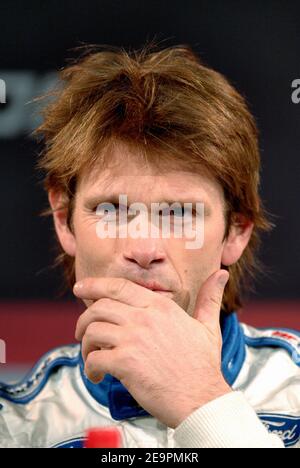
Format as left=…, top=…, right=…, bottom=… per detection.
left=75, top=315, right=84, bottom=333
left=97, top=297, right=113, bottom=307
left=208, top=294, right=221, bottom=308
left=85, top=350, right=98, bottom=372
left=92, top=298, right=112, bottom=312
left=87, top=306, right=98, bottom=320
left=85, top=321, right=99, bottom=338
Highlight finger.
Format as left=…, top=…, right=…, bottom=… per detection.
left=85, top=349, right=116, bottom=384
left=73, top=277, right=157, bottom=307
left=75, top=298, right=138, bottom=341
left=193, top=269, right=229, bottom=329
left=81, top=322, right=123, bottom=362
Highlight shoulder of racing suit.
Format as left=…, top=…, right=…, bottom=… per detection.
left=236, top=322, right=300, bottom=448
left=0, top=344, right=80, bottom=405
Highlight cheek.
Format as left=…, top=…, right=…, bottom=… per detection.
left=163, top=212, right=225, bottom=273
left=74, top=215, right=116, bottom=275
left=182, top=213, right=225, bottom=258
left=179, top=214, right=226, bottom=277
left=204, top=211, right=226, bottom=254
left=171, top=217, right=225, bottom=316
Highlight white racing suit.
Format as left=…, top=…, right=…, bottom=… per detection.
left=0, top=312, right=299, bottom=448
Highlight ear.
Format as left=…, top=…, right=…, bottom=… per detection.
left=221, top=214, right=254, bottom=266
left=48, top=189, right=76, bottom=257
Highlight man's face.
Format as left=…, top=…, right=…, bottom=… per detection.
left=69, top=144, right=228, bottom=317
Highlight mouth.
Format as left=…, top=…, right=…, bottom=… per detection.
left=132, top=279, right=172, bottom=295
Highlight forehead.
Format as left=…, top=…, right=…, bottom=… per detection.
left=76, top=142, right=224, bottom=205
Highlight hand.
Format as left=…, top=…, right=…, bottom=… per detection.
left=73, top=270, right=232, bottom=429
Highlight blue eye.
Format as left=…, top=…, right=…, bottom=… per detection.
left=94, top=203, right=126, bottom=213
left=94, top=203, right=131, bottom=225
left=160, top=207, right=195, bottom=218
left=160, top=207, right=182, bottom=217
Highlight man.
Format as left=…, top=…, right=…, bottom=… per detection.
left=0, top=44, right=299, bottom=448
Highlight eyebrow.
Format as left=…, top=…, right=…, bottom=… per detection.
left=83, top=193, right=212, bottom=215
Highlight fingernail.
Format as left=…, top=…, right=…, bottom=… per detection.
left=218, top=272, right=229, bottom=287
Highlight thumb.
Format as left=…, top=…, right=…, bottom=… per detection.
left=193, top=269, right=230, bottom=329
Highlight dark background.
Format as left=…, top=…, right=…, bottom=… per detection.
left=0, top=0, right=299, bottom=302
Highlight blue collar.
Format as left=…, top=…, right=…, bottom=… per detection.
left=79, top=312, right=245, bottom=421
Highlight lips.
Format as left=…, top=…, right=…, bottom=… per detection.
left=132, top=279, right=171, bottom=292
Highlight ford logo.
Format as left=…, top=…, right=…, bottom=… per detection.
left=258, top=413, right=300, bottom=447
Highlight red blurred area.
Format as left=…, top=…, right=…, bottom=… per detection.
left=85, top=427, right=122, bottom=448
left=0, top=300, right=299, bottom=365
left=0, top=301, right=83, bottom=364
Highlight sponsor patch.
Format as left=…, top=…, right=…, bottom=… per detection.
left=258, top=413, right=300, bottom=447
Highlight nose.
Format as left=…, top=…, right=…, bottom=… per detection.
left=122, top=240, right=166, bottom=269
